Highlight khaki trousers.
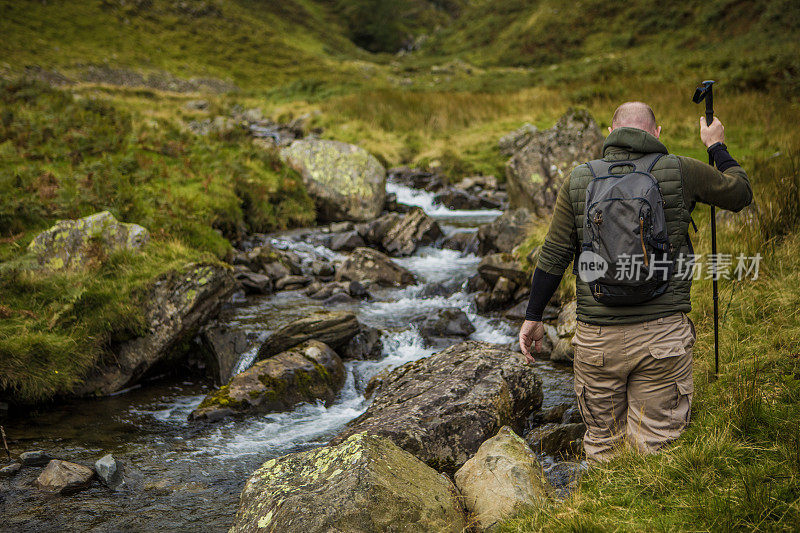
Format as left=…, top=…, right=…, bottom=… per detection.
left=572, top=311, right=696, bottom=462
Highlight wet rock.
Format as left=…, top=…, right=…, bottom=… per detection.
left=379, top=207, right=443, bottom=256
left=388, top=166, right=445, bottom=192
left=231, top=433, right=467, bottom=533
left=305, top=280, right=369, bottom=301
left=433, top=188, right=500, bottom=210
left=0, top=463, right=21, bottom=478
left=441, top=231, right=478, bottom=254
left=525, top=423, right=585, bottom=458
left=274, top=275, right=312, bottom=291
left=27, top=211, right=149, bottom=271
left=478, top=252, right=530, bottom=287
left=477, top=208, right=532, bottom=255
left=329, top=221, right=354, bottom=233
left=454, top=426, right=551, bottom=530
left=280, top=139, right=386, bottom=222
left=505, top=109, right=603, bottom=215
left=383, top=192, right=413, bottom=213
left=94, top=454, right=124, bottom=489
left=329, top=230, right=366, bottom=252
left=75, top=262, right=236, bottom=396
left=37, top=460, right=94, bottom=495
left=335, top=247, right=416, bottom=287
left=551, top=300, right=577, bottom=364
left=201, top=324, right=249, bottom=384
left=20, top=450, right=53, bottom=466
left=310, top=260, right=335, bottom=278
left=256, top=311, right=361, bottom=360
left=329, top=341, right=543, bottom=473
left=340, top=325, right=383, bottom=360
left=322, top=292, right=355, bottom=305
left=234, top=270, right=272, bottom=295
left=419, top=281, right=459, bottom=298
left=415, top=308, right=475, bottom=340
left=233, top=244, right=299, bottom=279
left=190, top=341, right=345, bottom=422
left=466, top=273, right=490, bottom=293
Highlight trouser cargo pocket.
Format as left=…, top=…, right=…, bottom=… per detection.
left=671, top=377, right=694, bottom=430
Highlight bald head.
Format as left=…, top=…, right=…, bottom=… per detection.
left=611, top=101, right=659, bottom=136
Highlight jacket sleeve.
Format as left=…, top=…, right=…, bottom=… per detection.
left=678, top=155, right=753, bottom=212
left=535, top=172, right=577, bottom=275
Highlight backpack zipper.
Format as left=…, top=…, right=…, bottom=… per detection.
left=639, top=217, right=649, bottom=266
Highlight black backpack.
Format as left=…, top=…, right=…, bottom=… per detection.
left=577, top=153, right=673, bottom=306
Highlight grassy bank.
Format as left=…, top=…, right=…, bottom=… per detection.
left=0, top=80, right=314, bottom=403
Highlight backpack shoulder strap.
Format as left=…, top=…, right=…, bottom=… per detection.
left=631, top=152, right=664, bottom=173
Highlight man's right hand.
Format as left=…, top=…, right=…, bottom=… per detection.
left=519, top=320, right=545, bottom=364
left=700, top=116, right=725, bottom=147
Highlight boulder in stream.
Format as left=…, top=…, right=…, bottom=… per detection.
left=231, top=433, right=467, bottom=533
left=379, top=207, right=443, bottom=256
left=27, top=211, right=149, bottom=271
left=414, top=307, right=475, bottom=343
left=94, top=454, right=124, bottom=489
left=328, top=341, right=543, bottom=473
left=190, top=340, right=345, bottom=422
left=201, top=324, right=249, bottom=385
left=37, top=460, right=95, bottom=495
left=280, top=139, right=386, bottom=222
left=256, top=311, right=361, bottom=360
left=20, top=450, right=54, bottom=466
left=335, top=247, right=416, bottom=287
left=454, top=426, right=551, bottom=530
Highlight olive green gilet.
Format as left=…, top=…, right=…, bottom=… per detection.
left=568, top=132, right=693, bottom=325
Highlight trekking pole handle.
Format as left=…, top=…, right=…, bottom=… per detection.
left=704, top=86, right=714, bottom=128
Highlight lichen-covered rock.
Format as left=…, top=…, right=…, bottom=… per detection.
left=27, top=211, right=149, bottom=270
left=477, top=208, right=532, bottom=255
left=190, top=341, right=345, bottom=422
left=36, top=460, right=94, bottom=495
left=505, top=109, right=603, bottom=215
left=335, top=247, right=416, bottom=287
left=231, top=433, right=467, bottom=533
left=329, top=341, right=543, bottom=473
left=256, top=311, right=361, bottom=360
left=280, top=139, right=386, bottom=222
left=75, top=262, right=236, bottom=396
left=454, top=426, right=551, bottom=530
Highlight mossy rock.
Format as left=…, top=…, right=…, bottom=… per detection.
left=231, top=433, right=467, bottom=533
left=189, top=340, right=345, bottom=422
left=280, top=139, right=386, bottom=222
left=27, top=211, right=149, bottom=271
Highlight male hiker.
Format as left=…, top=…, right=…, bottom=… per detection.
left=519, top=102, right=752, bottom=462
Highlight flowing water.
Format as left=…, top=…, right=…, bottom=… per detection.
left=0, top=183, right=574, bottom=533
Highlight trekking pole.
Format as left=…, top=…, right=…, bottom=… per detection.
left=692, top=80, right=720, bottom=376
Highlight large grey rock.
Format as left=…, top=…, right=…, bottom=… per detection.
left=231, top=433, right=467, bottom=533
left=280, top=139, right=386, bottom=222
left=75, top=262, right=236, bottom=396
left=505, top=109, right=603, bottom=215
left=477, top=208, right=532, bottom=255
left=201, top=324, right=249, bottom=384
left=499, top=123, right=539, bottom=156
left=414, top=308, right=475, bottom=342
left=27, top=211, right=148, bottom=270
left=234, top=270, right=272, bottom=295
left=256, top=311, right=361, bottom=360
left=36, top=460, right=94, bottom=495
left=335, top=247, right=416, bottom=287
left=454, top=426, right=551, bottom=530
left=329, top=341, right=543, bottom=473
left=190, top=341, right=345, bottom=422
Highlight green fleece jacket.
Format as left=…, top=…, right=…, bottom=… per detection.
left=536, top=127, right=752, bottom=324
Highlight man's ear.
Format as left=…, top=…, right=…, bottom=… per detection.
left=608, top=126, right=613, bottom=134
left=654, top=125, right=662, bottom=139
